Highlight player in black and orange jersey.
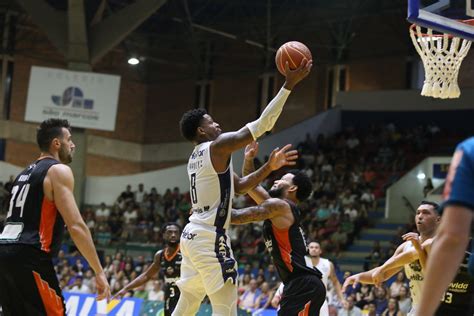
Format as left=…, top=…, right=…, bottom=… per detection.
left=113, top=223, right=182, bottom=316
left=0, top=119, right=110, bottom=316
left=231, top=142, right=326, bottom=315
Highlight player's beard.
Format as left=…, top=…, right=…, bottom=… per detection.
left=268, top=187, right=284, bottom=198
left=59, top=143, right=73, bottom=164
left=167, top=240, right=179, bottom=247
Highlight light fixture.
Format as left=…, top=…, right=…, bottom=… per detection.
left=128, top=57, right=140, bottom=65
left=417, top=172, right=426, bottom=180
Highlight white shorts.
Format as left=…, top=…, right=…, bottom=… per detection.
left=177, top=222, right=238, bottom=296
left=320, top=300, right=329, bottom=316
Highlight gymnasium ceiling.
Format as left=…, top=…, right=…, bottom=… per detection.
left=2, top=0, right=413, bottom=81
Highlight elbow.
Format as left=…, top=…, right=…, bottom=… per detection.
left=234, top=181, right=248, bottom=195
left=68, top=221, right=88, bottom=237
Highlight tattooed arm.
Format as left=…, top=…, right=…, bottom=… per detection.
left=231, top=198, right=289, bottom=225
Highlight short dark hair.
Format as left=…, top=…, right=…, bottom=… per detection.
left=420, top=200, right=440, bottom=213
left=179, top=109, right=207, bottom=141
left=162, top=222, right=181, bottom=233
left=288, top=170, right=313, bottom=202
left=36, top=119, right=71, bottom=152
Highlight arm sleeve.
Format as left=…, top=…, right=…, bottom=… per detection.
left=246, top=87, right=291, bottom=140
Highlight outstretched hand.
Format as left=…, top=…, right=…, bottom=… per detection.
left=268, top=144, right=299, bottom=171
left=245, top=141, right=259, bottom=160
left=284, top=59, right=313, bottom=90
left=342, top=273, right=361, bottom=292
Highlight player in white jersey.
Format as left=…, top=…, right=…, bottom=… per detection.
left=342, top=201, right=440, bottom=316
left=305, top=241, right=345, bottom=316
left=174, top=59, right=312, bottom=316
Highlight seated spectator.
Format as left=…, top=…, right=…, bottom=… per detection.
left=135, top=183, right=147, bottom=203
left=318, top=212, right=340, bottom=238
left=120, top=185, right=135, bottom=203
left=374, top=287, right=388, bottom=316
left=362, top=302, right=377, bottom=316
left=254, top=282, right=273, bottom=310
left=69, top=276, right=90, bottom=294
left=397, top=285, right=412, bottom=315
left=133, top=285, right=148, bottom=299
left=239, top=279, right=261, bottom=311
left=264, top=264, right=280, bottom=290
left=316, top=202, right=331, bottom=222
left=95, top=202, right=110, bottom=222
left=381, top=297, right=403, bottom=316
left=338, top=296, right=362, bottom=316
left=148, top=280, right=164, bottom=301
left=356, top=284, right=374, bottom=309
left=344, top=203, right=358, bottom=221
left=389, top=271, right=406, bottom=298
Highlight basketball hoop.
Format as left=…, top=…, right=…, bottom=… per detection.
left=409, top=20, right=474, bottom=99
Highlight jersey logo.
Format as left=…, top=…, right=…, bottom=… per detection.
left=181, top=230, right=197, bottom=240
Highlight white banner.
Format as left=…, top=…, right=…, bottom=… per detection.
left=25, top=66, right=121, bottom=131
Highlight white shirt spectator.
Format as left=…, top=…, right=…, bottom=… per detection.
left=69, top=281, right=91, bottom=294
left=344, top=207, right=358, bottom=221
left=123, top=209, right=138, bottom=224
left=148, top=288, right=164, bottom=301
left=346, top=137, right=360, bottom=149
left=95, top=203, right=110, bottom=220
left=360, top=191, right=375, bottom=203
left=135, top=190, right=147, bottom=203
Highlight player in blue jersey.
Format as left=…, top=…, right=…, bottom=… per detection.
left=417, top=137, right=474, bottom=316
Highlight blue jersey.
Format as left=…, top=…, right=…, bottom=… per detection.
left=443, top=137, right=474, bottom=211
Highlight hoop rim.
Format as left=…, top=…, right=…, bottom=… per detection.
left=410, top=19, right=474, bottom=38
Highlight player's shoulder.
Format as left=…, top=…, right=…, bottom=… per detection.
left=47, top=164, right=73, bottom=180
left=154, top=249, right=164, bottom=261
left=456, top=137, right=474, bottom=156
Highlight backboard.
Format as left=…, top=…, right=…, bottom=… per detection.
left=408, top=0, right=474, bottom=40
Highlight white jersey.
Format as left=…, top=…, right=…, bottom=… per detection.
left=305, top=256, right=331, bottom=287
left=403, top=241, right=424, bottom=308
left=187, top=141, right=234, bottom=230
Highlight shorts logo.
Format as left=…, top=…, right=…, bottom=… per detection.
left=218, top=236, right=228, bottom=258
left=265, top=239, right=273, bottom=252
left=218, top=208, right=226, bottom=217
left=182, top=230, right=197, bottom=240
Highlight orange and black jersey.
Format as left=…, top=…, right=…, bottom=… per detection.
left=436, top=238, right=474, bottom=316
left=262, top=200, right=322, bottom=284
left=0, top=158, right=64, bottom=256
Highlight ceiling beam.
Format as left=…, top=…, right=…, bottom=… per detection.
left=68, top=0, right=90, bottom=69
left=89, top=0, right=168, bottom=64
left=16, top=0, right=67, bottom=55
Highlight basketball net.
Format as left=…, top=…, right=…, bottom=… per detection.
left=410, top=22, right=473, bottom=99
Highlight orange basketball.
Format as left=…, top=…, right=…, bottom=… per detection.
left=275, top=41, right=312, bottom=76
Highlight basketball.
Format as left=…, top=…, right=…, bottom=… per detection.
left=275, top=41, right=312, bottom=76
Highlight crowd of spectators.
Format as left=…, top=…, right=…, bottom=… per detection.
left=0, top=123, right=460, bottom=315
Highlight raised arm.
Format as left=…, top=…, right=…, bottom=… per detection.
left=210, top=61, right=312, bottom=162
left=234, top=144, right=298, bottom=195
left=241, top=142, right=271, bottom=205
left=49, top=164, right=110, bottom=300
left=113, top=251, right=162, bottom=299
